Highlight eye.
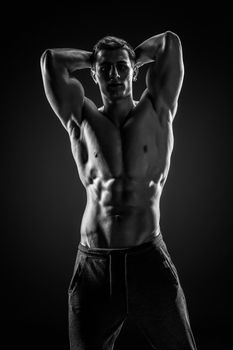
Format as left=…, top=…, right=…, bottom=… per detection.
left=100, top=66, right=106, bottom=72
left=117, top=63, right=127, bottom=71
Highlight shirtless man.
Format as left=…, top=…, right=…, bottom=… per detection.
left=40, top=32, right=197, bottom=350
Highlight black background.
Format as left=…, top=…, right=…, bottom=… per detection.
left=3, top=2, right=232, bottom=349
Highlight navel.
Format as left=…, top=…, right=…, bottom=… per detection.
left=143, top=145, right=148, bottom=153
left=94, top=151, right=98, bottom=158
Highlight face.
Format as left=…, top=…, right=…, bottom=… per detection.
left=92, top=48, right=137, bottom=102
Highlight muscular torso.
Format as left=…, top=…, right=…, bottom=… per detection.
left=69, top=94, right=174, bottom=248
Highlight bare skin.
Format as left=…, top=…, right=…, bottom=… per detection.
left=40, top=31, right=184, bottom=248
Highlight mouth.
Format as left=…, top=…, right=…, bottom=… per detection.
left=108, top=83, right=124, bottom=88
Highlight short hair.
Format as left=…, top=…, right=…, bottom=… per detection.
left=91, top=36, right=136, bottom=66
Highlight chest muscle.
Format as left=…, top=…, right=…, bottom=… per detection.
left=70, top=103, right=172, bottom=183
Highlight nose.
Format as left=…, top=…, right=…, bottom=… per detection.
left=109, top=65, right=120, bottom=80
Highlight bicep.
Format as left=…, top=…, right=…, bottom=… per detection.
left=146, top=32, right=184, bottom=115
left=41, top=50, right=84, bottom=129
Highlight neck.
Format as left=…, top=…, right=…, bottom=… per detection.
left=101, top=95, right=136, bottom=128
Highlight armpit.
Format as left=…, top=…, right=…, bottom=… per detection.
left=67, top=119, right=81, bottom=139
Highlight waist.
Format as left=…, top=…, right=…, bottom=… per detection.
left=78, top=231, right=163, bottom=257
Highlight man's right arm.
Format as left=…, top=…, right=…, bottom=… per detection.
left=40, top=48, right=92, bottom=131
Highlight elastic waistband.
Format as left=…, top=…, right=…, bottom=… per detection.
left=78, top=232, right=164, bottom=258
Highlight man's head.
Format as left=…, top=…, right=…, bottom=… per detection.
left=90, top=36, right=138, bottom=102
left=91, top=36, right=136, bottom=67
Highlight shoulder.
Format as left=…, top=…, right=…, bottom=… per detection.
left=82, top=97, right=105, bottom=125
left=137, top=89, right=157, bottom=113
left=138, top=89, right=175, bottom=124
left=67, top=97, right=99, bottom=135
left=78, top=97, right=100, bottom=120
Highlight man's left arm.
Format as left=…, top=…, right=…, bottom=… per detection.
left=134, top=31, right=184, bottom=118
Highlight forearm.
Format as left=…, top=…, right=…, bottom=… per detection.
left=134, top=31, right=171, bottom=67
left=41, top=48, right=93, bottom=74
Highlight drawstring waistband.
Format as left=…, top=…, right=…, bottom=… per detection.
left=78, top=232, right=163, bottom=256
left=78, top=233, right=164, bottom=303
left=108, top=252, right=128, bottom=312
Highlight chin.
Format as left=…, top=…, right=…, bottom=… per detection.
left=108, top=92, right=125, bottom=100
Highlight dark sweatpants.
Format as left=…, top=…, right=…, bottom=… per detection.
left=68, top=233, right=197, bottom=349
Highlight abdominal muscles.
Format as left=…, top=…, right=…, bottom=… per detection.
left=80, top=176, right=161, bottom=248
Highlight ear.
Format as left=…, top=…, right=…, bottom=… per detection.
left=91, top=68, right=97, bottom=84
left=133, top=65, right=139, bottom=82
